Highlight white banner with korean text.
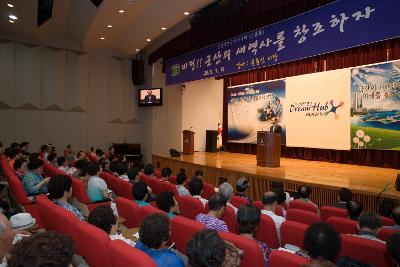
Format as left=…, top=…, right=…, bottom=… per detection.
left=285, top=69, right=351, bottom=150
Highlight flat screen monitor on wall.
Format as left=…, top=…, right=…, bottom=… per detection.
left=138, top=88, right=162, bottom=107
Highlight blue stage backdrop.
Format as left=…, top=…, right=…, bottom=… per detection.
left=166, top=0, right=400, bottom=85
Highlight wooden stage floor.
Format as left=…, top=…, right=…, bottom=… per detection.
left=153, top=152, right=400, bottom=210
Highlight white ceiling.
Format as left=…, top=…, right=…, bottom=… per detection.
left=0, top=0, right=215, bottom=56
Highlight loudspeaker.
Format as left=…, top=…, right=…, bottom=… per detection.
left=206, top=130, right=218, bottom=152
left=396, top=174, right=400, bottom=191
left=37, top=0, right=53, bottom=27
left=169, top=149, right=181, bottom=157
left=189, top=0, right=246, bottom=30
left=90, top=0, right=103, bottom=7
left=132, top=60, right=145, bottom=85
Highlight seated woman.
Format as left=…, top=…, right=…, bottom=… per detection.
left=195, top=193, right=229, bottom=232
left=156, top=192, right=180, bottom=219
left=22, top=159, right=49, bottom=196
left=13, top=157, right=27, bottom=181
left=100, top=158, right=112, bottom=174
left=47, top=153, right=58, bottom=167
left=87, top=162, right=110, bottom=202
left=237, top=204, right=271, bottom=267
left=135, top=213, right=184, bottom=267
left=175, top=172, right=190, bottom=197
left=57, top=156, right=69, bottom=173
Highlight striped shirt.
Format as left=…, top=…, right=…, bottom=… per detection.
left=195, top=213, right=228, bottom=232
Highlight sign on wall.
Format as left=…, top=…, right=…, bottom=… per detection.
left=166, top=0, right=400, bottom=85
left=351, top=61, right=400, bottom=150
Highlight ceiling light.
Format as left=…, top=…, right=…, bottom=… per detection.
left=184, top=12, right=189, bottom=15
left=9, top=19, right=14, bottom=23
left=8, top=14, right=17, bottom=20
left=161, top=27, right=166, bottom=30
left=100, top=37, right=105, bottom=40
left=107, top=25, right=112, bottom=28
left=136, top=49, right=140, bottom=52
left=146, top=39, right=151, bottom=42
left=118, top=9, right=124, bottom=13
left=7, top=3, right=14, bottom=7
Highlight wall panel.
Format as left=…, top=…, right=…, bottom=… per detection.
left=0, top=42, right=16, bottom=109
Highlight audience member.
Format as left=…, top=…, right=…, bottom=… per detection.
left=76, top=150, right=86, bottom=161
left=273, top=187, right=288, bottom=217
left=89, top=146, right=96, bottom=158
left=28, top=152, right=40, bottom=162
left=116, top=162, right=129, bottom=180
left=48, top=175, right=84, bottom=221
left=87, top=162, right=110, bottom=202
left=47, top=153, right=58, bottom=167
left=127, top=167, right=140, bottom=184
left=187, top=229, right=226, bottom=267
left=271, top=181, right=291, bottom=207
left=160, top=167, right=172, bottom=181
left=387, top=232, right=400, bottom=267
left=176, top=172, right=190, bottom=197
left=189, top=177, right=208, bottom=207
left=40, top=144, right=49, bottom=158
left=143, top=164, right=156, bottom=178
left=13, top=158, right=27, bottom=181
left=65, top=154, right=77, bottom=175
left=299, top=223, right=341, bottom=266
left=7, top=232, right=74, bottom=267
left=136, top=213, right=184, bottom=267
left=10, top=213, right=36, bottom=233
left=100, top=158, right=112, bottom=174
left=235, top=177, right=251, bottom=202
left=355, top=212, right=384, bottom=243
left=261, top=191, right=285, bottom=240
left=22, top=159, right=49, bottom=195
left=379, top=199, right=394, bottom=218
left=194, top=169, right=204, bottom=179
left=347, top=200, right=363, bottom=221
left=95, top=148, right=105, bottom=159
left=237, top=204, right=271, bottom=267
left=0, top=214, right=13, bottom=266
left=298, top=185, right=318, bottom=209
left=156, top=192, right=180, bottom=219
left=219, top=182, right=238, bottom=213
left=107, top=146, right=115, bottom=159
left=132, top=181, right=150, bottom=207
left=64, top=144, right=72, bottom=157
left=331, top=188, right=353, bottom=209
left=7, top=148, right=19, bottom=171
left=18, top=142, right=30, bottom=156
left=57, top=156, right=69, bottom=173
left=195, top=193, right=228, bottom=232
left=74, top=159, right=89, bottom=178
left=385, top=205, right=400, bottom=231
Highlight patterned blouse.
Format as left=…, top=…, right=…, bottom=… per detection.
left=176, top=185, right=190, bottom=197
left=195, top=213, right=229, bottom=232
left=53, top=200, right=85, bottom=221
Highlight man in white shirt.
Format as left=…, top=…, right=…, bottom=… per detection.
left=57, top=156, right=69, bottom=174
left=261, top=191, right=286, bottom=241
left=218, top=182, right=237, bottom=214
left=189, top=177, right=208, bottom=207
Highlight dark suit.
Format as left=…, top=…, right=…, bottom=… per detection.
left=269, top=124, right=282, bottom=135
left=144, top=94, right=156, bottom=103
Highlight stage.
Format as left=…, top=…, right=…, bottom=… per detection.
left=153, top=152, right=400, bottom=212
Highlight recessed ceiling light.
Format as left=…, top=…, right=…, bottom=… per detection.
left=100, top=37, right=105, bottom=40
left=161, top=27, right=166, bottom=30
left=184, top=12, right=189, bottom=15
left=146, top=38, right=151, bottom=42
left=107, top=25, right=112, bottom=28
left=9, top=14, right=17, bottom=20
left=9, top=19, right=14, bottom=23
left=118, top=9, right=124, bottom=13
left=7, top=3, right=14, bottom=8
left=135, top=49, right=140, bottom=52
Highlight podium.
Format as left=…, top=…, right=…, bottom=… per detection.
left=182, top=130, right=195, bottom=155
left=256, top=131, right=281, bottom=167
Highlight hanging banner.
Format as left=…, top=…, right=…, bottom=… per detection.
left=351, top=61, right=400, bottom=150
left=285, top=69, right=350, bottom=150
left=227, top=80, right=285, bottom=144
left=165, top=0, right=400, bottom=85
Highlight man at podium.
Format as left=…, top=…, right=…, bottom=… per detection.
left=269, top=118, right=282, bottom=135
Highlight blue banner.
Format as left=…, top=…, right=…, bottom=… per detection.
left=165, top=0, right=400, bottom=85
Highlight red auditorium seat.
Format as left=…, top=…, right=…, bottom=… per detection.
left=118, top=180, right=133, bottom=200
left=115, top=197, right=140, bottom=228
left=86, top=152, right=99, bottom=163
left=280, top=220, right=308, bottom=249
left=286, top=208, right=321, bottom=225
left=255, top=214, right=280, bottom=249
left=154, top=169, right=161, bottom=179
left=170, top=215, right=205, bottom=254
left=109, top=240, right=156, bottom=267
left=168, top=176, right=177, bottom=184
left=253, top=201, right=263, bottom=210
left=378, top=227, right=397, bottom=241
left=138, top=206, right=164, bottom=226
left=100, top=172, right=120, bottom=194
left=326, top=216, right=357, bottom=235
left=43, top=162, right=64, bottom=177
left=320, top=206, right=348, bottom=221
left=201, top=182, right=215, bottom=200
left=179, top=196, right=206, bottom=220
left=219, top=231, right=265, bottom=267
left=339, top=234, right=392, bottom=267
left=380, top=216, right=395, bottom=226
left=145, top=177, right=163, bottom=195
left=161, top=181, right=180, bottom=197
left=230, top=196, right=249, bottom=209
left=75, top=221, right=112, bottom=267
left=221, top=204, right=238, bottom=233
left=36, top=195, right=57, bottom=230
left=289, top=200, right=318, bottom=213
left=71, top=177, right=110, bottom=212
left=52, top=205, right=80, bottom=246
left=269, top=250, right=311, bottom=267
